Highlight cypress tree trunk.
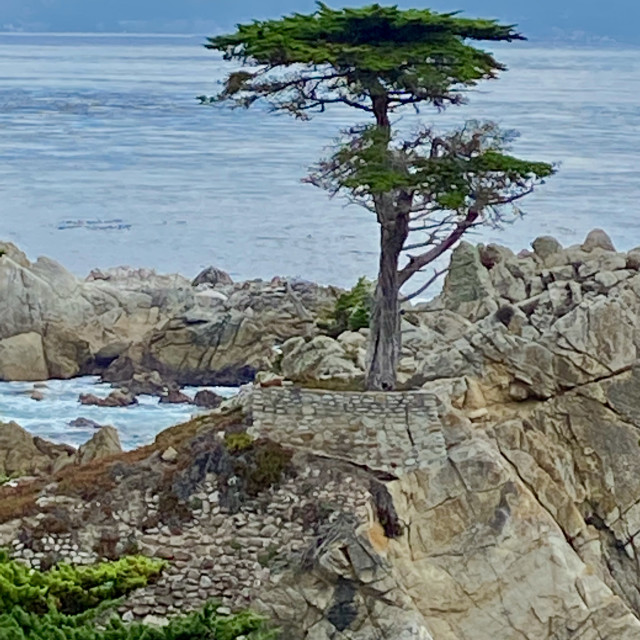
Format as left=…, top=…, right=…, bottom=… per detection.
left=365, top=197, right=409, bottom=391
left=364, top=92, right=410, bottom=391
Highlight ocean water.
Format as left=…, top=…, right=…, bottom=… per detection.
left=0, top=377, right=236, bottom=450
left=0, top=34, right=639, bottom=287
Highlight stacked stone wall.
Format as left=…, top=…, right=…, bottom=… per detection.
left=248, top=387, right=446, bottom=473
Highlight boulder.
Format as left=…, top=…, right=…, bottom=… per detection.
left=68, top=417, right=104, bottom=429
left=255, top=371, right=285, bottom=388
left=192, top=266, right=234, bottom=288
left=0, top=332, right=48, bottom=381
left=0, top=421, right=73, bottom=476
left=441, top=242, right=495, bottom=310
left=120, top=370, right=168, bottom=396
left=0, top=241, right=29, bottom=267
left=193, top=389, right=224, bottom=409
left=0, top=250, right=195, bottom=381
left=79, top=390, right=138, bottom=407
left=76, top=426, right=122, bottom=465
left=532, top=235, right=563, bottom=260
left=159, top=389, right=192, bottom=404
left=280, top=335, right=364, bottom=389
left=160, top=447, right=179, bottom=463
left=582, top=228, right=616, bottom=252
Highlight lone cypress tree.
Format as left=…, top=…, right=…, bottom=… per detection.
left=205, top=3, right=553, bottom=391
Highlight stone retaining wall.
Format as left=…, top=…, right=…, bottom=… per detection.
left=247, top=387, right=446, bottom=473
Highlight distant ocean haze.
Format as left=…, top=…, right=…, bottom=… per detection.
left=0, top=34, right=639, bottom=287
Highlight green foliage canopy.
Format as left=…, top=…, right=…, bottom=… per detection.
left=205, top=2, right=525, bottom=116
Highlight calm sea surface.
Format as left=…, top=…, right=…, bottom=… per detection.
left=0, top=34, right=639, bottom=286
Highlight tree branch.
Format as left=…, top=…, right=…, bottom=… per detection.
left=397, top=208, right=479, bottom=286
left=400, top=267, right=448, bottom=302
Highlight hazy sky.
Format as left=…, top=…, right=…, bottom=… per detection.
left=0, top=0, right=636, bottom=44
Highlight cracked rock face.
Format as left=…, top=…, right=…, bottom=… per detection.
left=243, top=230, right=640, bottom=637
left=281, top=229, right=640, bottom=400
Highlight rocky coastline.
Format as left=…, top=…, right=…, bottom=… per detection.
left=4, top=229, right=640, bottom=638
left=0, top=240, right=339, bottom=387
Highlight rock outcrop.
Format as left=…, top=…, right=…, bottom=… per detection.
left=7, top=229, right=640, bottom=638
left=0, top=332, right=48, bottom=381
left=79, top=390, right=138, bottom=407
left=279, top=229, right=640, bottom=396
left=0, top=422, right=76, bottom=476
left=76, top=426, right=122, bottom=465
left=0, top=243, right=339, bottom=384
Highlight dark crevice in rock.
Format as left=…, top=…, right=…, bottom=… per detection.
left=369, top=479, right=403, bottom=539
left=326, top=578, right=359, bottom=632
left=581, top=502, right=640, bottom=618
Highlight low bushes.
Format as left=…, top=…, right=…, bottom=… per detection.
left=0, top=602, right=279, bottom=640
left=0, top=552, right=279, bottom=639
left=0, top=552, right=165, bottom=615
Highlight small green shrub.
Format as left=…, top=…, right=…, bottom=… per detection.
left=319, top=277, right=374, bottom=336
left=0, top=552, right=165, bottom=616
left=0, top=601, right=279, bottom=640
left=0, top=542, right=279, bottom=639
left=224, top=433, right=254, bottom=453
left=244, top=441, right=292, bottom=496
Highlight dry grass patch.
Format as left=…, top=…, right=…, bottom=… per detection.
left=0, top=480, right=45, bottom=524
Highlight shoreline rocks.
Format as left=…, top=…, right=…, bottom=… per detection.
left=0, top=421, right=121, bottom=476
left=79, top=390, right=138, bottom=407
left=0, top=241, right=340, bottom=385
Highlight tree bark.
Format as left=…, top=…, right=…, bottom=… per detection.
left=364, top=90, right=410, bottom=391
left=365, top=196, right=409, bottom=391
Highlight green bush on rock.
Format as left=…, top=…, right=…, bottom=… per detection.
left=0, top=552, right=166, bottom=615
left=0, top=602, right=279, bottom=640
left=0, top=552, right=279, bottom=639
left=319, top=277, right=374, bottom=337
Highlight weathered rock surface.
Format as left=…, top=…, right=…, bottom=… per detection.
left=68, top=417, right=104, bottom=429
left=192, top=389, right=224, bottom=409
left=0, top=332, right=48, bottom=381
left=282, top=230, right=640, bottom=401
left=280, top=334, right=365, bottom=389
left=76, top=426, right=122, bottom=465
left=0, top=421, right=74, bottom=476
left=192, top=266, right=233, bottom=288
left=159, top=389, right=192, bottom=404
left=79, top=390, right=138, bottom=407
left=0, top=243, right=339, bottom=384
left=104, top=279, right=339, bottom=387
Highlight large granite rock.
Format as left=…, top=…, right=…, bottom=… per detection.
left=0, top=421, right=123, bottom=477
left=0, top=421, right=74, bottom=476
left=76, top=426, right=122, bottom=465
left=103, top=279, right=339, bottom=386
left=281, top=229, right=640, bottom=401
left=0, top=244, right=339, bottom=384
left=0, top=332, right=48, bottom=381
left=279, top=334, right=365, bottom=389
